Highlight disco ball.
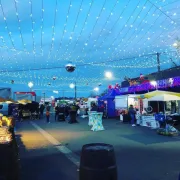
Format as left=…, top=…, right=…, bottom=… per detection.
left=65, top=63, right=76, bottom=72
left=52, top=76, right=56, bottom=80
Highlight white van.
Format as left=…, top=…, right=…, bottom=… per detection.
left=0, top=103, right=9, bottom=115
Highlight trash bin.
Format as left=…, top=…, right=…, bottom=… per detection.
left=79, top=143, right=117, bottom=180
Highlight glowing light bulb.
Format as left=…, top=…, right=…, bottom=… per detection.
left=105, top=71, right=112, bottom=79
left=69, top=83, right=75, bottom=88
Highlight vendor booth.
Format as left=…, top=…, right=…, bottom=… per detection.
left=137, top=90, right=180, bottom=128
left=98, top=89, right=121, bottom=118
left=14, top=91, right=36, bottom=101
left=115, top=94, right=140, bottom=112
left=115, top=94, right=141, bottom=122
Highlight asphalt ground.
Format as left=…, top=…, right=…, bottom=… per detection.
left=16, top=116, right=180, bottom=180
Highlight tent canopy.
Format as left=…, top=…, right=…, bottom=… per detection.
left=148, top=94, right=180, bottom=101
left=137, top=90, right=180, bottom=99
left=99, top=89, right=121, bottom=100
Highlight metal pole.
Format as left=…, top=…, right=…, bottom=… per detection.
left=44, top=93, right=45, bottom=104
left=75, top=82, right=77, bottom=99
left=157, top=52, right=160, bottom=72
left=127, top=95, right=129, bottom=110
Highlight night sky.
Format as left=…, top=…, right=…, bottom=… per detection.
left=0, top=0, right=179, bottom=97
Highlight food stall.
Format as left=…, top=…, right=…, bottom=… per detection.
left=137, top=90, right=180, bottom=129
left=115, top=94, right=140, bottom=111
left=114, top=94, right=141, bottom=122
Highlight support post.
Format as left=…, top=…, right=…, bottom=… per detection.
left=43, top=93, right=45, bottom=104
left=157, top=52, right=160, bottom=72
left=62, top=90, right=64, bottom=100
left=75, top=82, right=77, bottom=99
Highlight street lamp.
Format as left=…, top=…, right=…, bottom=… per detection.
left=105, top=71, right=113, bottom=79
left=173, top=42, right=178, bottom=47
left=28, top=82, right=33, bottom=91
left=69, top=83, right=75, bottom=89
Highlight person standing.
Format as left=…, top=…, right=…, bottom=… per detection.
left=55, top=105, right=59, bottom=121
left=128, top=105, right=136, bottom=127
left=40, top=104, right=45, bottom=119
left=46, top=107, right=50, bottom=123
left=91, top=103, right=98, bottom=111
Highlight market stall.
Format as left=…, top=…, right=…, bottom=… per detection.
left=115, top=94, right=140, bottom=121
left=137, top=91, right=180, bottom=129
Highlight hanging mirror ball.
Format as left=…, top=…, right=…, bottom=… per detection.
left=65, top=63, right=76, bottom=72
left=52, top=76, right=56, bottom=80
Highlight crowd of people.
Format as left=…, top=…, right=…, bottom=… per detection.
left=45, top=103, right=79, bottom=123
left=44, top=102, right=107, bottom=123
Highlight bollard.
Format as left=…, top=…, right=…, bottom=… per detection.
left=79, top=143, right=117, bottom=180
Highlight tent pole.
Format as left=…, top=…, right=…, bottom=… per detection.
left=127, top=95, right=129, bottom=110
left=164, top=102, right=166, bottom=119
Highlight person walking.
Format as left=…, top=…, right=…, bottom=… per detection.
left=128, top=105, right=136, bottom=127
left=46, top=108, right=50, bottom=123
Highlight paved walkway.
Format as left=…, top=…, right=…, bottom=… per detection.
left=16, top=116, right=180, bottom=180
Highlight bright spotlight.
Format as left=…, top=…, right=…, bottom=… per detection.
left=28, top=82, right=33, bottom=88
left=105, top=71, right=112, bottom=79
left=69, top=83, right=75, bottom=89
left=173, top=42, right=178, bottom=47
left=94, top=87, right=99, bottom=91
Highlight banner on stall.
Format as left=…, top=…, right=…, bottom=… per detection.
left=141, top=116, right=159, bottom=129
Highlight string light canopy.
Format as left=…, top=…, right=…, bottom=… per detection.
left=0, top=0, right=179, bottom=96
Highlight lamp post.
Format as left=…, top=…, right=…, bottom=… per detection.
left=75, top=82, right=77, bottom=99
left=28, top=82, right=33, bottom=91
